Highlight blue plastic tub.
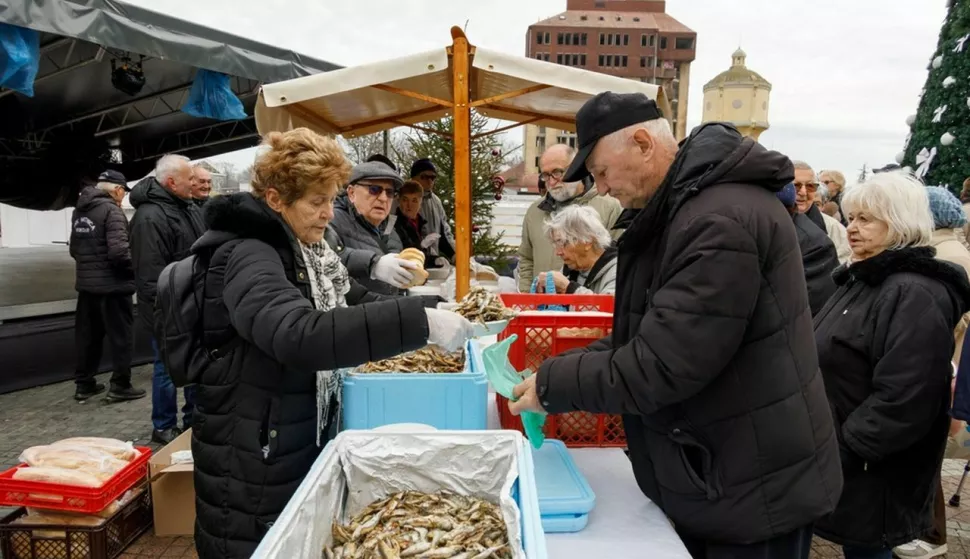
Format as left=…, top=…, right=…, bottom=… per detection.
left=341, top=341, right=488, bottom=430
left=532, top=439, right=596, bottom=532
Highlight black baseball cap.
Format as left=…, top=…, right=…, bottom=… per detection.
left=98, top=170, right=130, bottom=191
left=563, top=91, right=664, bottom=182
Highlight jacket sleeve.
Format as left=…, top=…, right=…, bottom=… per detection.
left=801, top=235, right=839, bottom=316
left=329, top=219, right=380, bottom=278
left=130, top=209, right=171, bottom=309
left=105, top=207, right=132, bottom=268
left=68, top=209, right=78, bottom=259
left=223, top=240, right=430, bottom=372
left=536, top=213, right=761, bottom=415
left=953, top=332, right=970, bottom=421
left=517, top=209, right=536, bottom=292
left=842, top=283, right=953, bottom=462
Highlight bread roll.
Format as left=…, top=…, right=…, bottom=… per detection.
left=399, top=248, right=429, bottom=288
left=12, top=466, right=103, bottom=488
left=20, top=445, right=127, bottom=480
left=52, top=437, right=138, bottom=461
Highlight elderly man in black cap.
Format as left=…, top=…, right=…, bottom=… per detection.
left=331, top=161, right=419, bottom=295
left=69, top=170, right=146, bottom=402
left=508, top=93, right=843, bottom=558
left=410, top=158, right=456, bottom=264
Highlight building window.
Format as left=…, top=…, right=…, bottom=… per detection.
left=568, top=136, right=576, bottom=148
left=572, top=33, right=580, bottom=45
left=564, top=34, right=570, bottom=45
left=535, top=156, right=540, bottom=168
left=572, top=54, right=579, bottom=66
left=599, top=33, right=605, bottom=45
left=580, top=54, right=587, bottom=65
left=557, top=32, right=564, bottom=45
left=537, top=33, right=543, bottom=45
left=581, top=33, right=587, bottom=45
left=598, top=54, right=604, bottom=66
left=622, top=55, right=628, bottom=67
left=660, top=37, right=668, bottom=49
left=614, top=34, right=621, bottom=45
left=544, top=53, right=550, bottom=61
left=545, top=32, right=550, bottom=43
left=647, top=56, right=654, bottom=67
left=641, top=34, right=647, bottom=47
left=607, top=34, right=613, bottom=46
left=623, top=34, right=629, bottom=46
left=640, top=56, right=646, bottom=68
left=649, top=35, right=656, bottom=47
left=557, top=54, right=563, bottom=64
left=594, top=0, right=605, bottom=6
left=675, top=38, right=694, bottom=50
left=536, top=54, right=542, bottom=60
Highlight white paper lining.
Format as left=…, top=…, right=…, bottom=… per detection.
left=253, top=430, right=528, bottom=559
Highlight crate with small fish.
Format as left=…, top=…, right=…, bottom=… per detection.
left=341, top=341, right=488, bottom=431
left=252, top=429, right=547, bottom=559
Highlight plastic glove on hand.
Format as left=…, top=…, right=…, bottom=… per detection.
left=372, top=253, right=417, bottom=288
left=420, top=233, right=441, bottom=249
left=425, top=308, right=475, bottom=352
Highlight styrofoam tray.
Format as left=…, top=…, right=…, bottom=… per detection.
left=532, top=440, right=596, bottom=533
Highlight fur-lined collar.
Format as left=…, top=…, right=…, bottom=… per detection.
left=196, top=192, right=295, bottom=251
left=834, top=246, right=970, bottom=296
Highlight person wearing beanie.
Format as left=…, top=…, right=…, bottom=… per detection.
left=894, top=185, right=970, bottom=559
left=410, top=158, right=456, bottom=264
left=366, top=153, right=398, bottom=173
left=777, top=182, right=839, bottom=316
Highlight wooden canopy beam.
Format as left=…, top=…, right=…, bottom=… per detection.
left=371, top=84, right=454, bottom=108
left=396, top=121, right=453, bottom=138
left=451, top=26, right=472, bottom=301
left=471, top=119, right=534, bottom=140
left=479, top=104, right=576, bottom=128
left=469, top=84, right=551, bottom=108
left=345, top=105, right=446, bottom=135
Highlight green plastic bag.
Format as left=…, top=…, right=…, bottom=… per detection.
left=483, top=335, right=546, bottom=449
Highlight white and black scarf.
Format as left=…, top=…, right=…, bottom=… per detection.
left=300, top=240, right=351, bottom=446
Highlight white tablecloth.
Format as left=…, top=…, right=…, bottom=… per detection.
left=485, top=388, right=690, bottom=558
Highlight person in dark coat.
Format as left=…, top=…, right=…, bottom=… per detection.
left=190, top=129, right=473, bottom=559
left=777, top=181, right=839, bottom=315
left=190, top=164, right=213, bottom=207
left=508, top=93, right=843, bottom=559
left=330, top=162, right=416, bottom=295
left=129, top=154, right=206, bottom=444
left=813, top=171, right=970, bottom=559
left=394, top=179, right=441, bottom=265
left=69, top=170, right=145, bottom=402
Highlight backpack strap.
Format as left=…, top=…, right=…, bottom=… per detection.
left=194, top=244, right=243, bottom=363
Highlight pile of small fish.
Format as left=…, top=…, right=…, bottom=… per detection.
left=355, top=347, right=466, bottom=374
left=453, top=287, right=516, bottom=324
left=325, top=490, right=512, bottom=559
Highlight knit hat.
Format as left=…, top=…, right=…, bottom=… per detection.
left=926, top=186, right=967, bottom=229
left=348, top=161, right=404, bottom=188
left=409, top=158, right=437, bottom=178
left=776, top=182, right=796, bottom=208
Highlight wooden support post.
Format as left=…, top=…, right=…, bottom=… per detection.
left=451, top=27, right=472, bottom=301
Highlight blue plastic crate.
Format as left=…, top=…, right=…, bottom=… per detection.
left=341, top=341, right=487, bottom=430
left=532, top=440, right=596, bottom=533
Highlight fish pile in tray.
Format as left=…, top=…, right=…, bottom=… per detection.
left=354, top=347, right=466, bottom=374
left=326, top=490, right=512, bottom=559
left=453, top=287, right=516, bottom=325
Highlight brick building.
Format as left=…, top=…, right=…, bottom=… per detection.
left=523, top=0, right=696, bottom=174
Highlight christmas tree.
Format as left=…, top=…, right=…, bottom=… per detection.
left=902, top=0, right=970, bottom=193
left=407, top=114, right=516, bottom=262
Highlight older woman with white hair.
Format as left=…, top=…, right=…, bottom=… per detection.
left=535, top=205, right=617, bottom=295
left=813, top=171, right=970, bottom=559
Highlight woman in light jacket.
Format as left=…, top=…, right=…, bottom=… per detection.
left=813, top=172, right=970, bottom=559
left=535, top=205, right=617, bottom=295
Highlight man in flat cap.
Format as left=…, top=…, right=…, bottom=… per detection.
left=330, top=161, right=417, bottom=295
left=70, top=170, right=146, bottom=403
left=509, top=92, right=842, bottom=558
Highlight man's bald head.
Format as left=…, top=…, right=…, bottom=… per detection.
left=539, top=144, right=583, bottom=202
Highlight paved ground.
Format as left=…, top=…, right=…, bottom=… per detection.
left=4, top=368, right=970, bottom=558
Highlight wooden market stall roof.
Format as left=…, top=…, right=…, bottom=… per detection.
left=254, top=27, right=669, bottom=297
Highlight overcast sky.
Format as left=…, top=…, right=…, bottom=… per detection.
left=129, top=0, right=947, bottom=180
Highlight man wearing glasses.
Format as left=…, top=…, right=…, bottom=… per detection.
left=330, top=161, right=418, bottom=295
left=793, top=161, right=851, bottom=264
left=516, top=144, right=622, bottom=292
left=409, top=159, right=456, bottom=264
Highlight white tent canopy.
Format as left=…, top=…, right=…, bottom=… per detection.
left=255, top=34, right=669, bottom=138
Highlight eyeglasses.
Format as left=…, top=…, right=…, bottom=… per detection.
left=793, top=181, right=819, bottom=193
left=539, top=168, right=566, bottom=183
left=418, top=173, right=437, bottom=182
left=355, top=183, right=396, bottom=198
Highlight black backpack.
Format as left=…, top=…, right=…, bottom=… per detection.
left=153, top=251, right=237, bottom=387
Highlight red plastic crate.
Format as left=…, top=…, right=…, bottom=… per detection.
left=496, top=294, right=625, bottom=447
left=0, top=447, right=151, bottom=514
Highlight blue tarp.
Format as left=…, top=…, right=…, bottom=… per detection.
left=0, top=23, right=39, bottom=97
left=181, top=69, right=247, bottom=121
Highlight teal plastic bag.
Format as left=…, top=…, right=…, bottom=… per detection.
left=483, top=335, right=546, bottom=448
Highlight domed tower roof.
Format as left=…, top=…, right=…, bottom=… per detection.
left=704, top=48, right=771, bottom=92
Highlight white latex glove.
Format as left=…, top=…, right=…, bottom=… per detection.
left=420, top=233, right=441, bottom=249
left=425, top=308, right=476, bottom=352
left=371, top=253, right=417, bottom=288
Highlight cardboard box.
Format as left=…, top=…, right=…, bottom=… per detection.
left=149, top=428, right=195, bottom=536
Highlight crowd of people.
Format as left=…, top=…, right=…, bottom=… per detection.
left=63, top=89, right=970, bottom=559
